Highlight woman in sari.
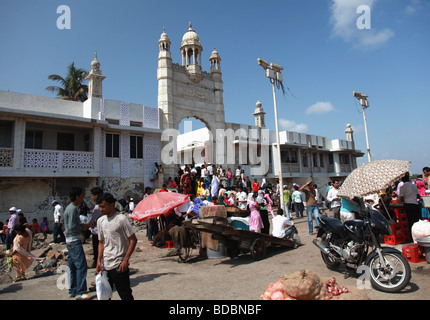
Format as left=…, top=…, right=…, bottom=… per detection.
left=248, top=193, right=264, bottom=233
left=8, top=224, right=43, bottom=282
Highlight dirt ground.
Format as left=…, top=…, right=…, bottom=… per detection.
left=0, top=210, right=429, bottom=303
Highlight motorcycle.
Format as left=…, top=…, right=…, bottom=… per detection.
left=313, top=197, right=411, bottom=293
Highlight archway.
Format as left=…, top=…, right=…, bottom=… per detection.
left=177, top=117, right=212, bottom=168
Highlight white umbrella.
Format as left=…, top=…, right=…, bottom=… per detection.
left=337, top=159, right=411, bottom=199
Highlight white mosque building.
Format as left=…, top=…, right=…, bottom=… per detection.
left=0, top=23, right=363, bottom=222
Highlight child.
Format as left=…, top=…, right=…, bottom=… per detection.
left=31, top=219, right=40, bottom=233
left=40, top=217, right=49, bottom=237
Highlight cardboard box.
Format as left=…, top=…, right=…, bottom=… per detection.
left=199, top=205, right=227, bottom=219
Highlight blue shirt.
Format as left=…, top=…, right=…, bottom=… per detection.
left=340, top=198, right=358, bottom=213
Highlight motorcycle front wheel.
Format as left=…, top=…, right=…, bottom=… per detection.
left=366, top=251, right=411, bottom=293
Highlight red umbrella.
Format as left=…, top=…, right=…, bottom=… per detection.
left=130, top=192, right=190, bottom=222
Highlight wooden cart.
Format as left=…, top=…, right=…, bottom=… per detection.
left=182, top=218, right=296, bottom=261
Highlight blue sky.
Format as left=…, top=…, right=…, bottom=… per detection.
left=0, top=0, right=429, bottom=173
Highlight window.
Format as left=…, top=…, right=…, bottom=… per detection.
left=106, top=133, right=120, bottom=158
left=57, top=132, right=75, bottom=151
left=0, top=120, right=13, bottom=148
left=302, top=154, right=308, bottom=167
left=130, top=136, right=143, bottom=159
left=313, top=154, right=318, bottom=167
left=25, top=130, right=43, bottom=149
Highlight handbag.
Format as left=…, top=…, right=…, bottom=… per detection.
left=95, top=271, right=112, bottom=300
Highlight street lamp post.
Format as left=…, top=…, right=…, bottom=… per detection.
left=353, top=91, right=371, bottom=162
left=258, top=58, right=284, bottom=211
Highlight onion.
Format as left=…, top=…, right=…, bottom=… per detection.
left=271, top=291, right=286, bottom=300
left=262, top=289, right=272, bottom=300
left=342, top=287, right=349, bottom=293
left=271, top=280, right=284, bottom=292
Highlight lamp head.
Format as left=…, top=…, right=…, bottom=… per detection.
left=257, top=58, right=269, bottom=70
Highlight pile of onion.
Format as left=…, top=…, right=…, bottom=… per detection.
left=324, top=276, right=348, bottom=299
left=259, top=269, right=359, bottom=301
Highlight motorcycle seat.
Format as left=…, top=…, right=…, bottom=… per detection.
left=319, top=216, right=347, bottom=238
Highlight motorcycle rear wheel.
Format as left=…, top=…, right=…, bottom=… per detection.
left=320, top=234, right=340, bottom=270
left=367, top=251, right=411, bottom=293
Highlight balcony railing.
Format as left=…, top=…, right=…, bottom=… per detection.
left=0, top=148, right=13, bottom=167
left=24, top=149, right=94, bottom=170
left=281, top=163, right=300, bottom=174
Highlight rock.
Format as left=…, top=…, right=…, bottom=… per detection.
left=42, top=257, right=57, bottom=269
left=46, top=250, right=63, bottom=260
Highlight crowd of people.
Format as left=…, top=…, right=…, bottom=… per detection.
left=1, top=186, right=137, bottom=300
left=1, top=164, right=429, bottom=300
left=159, top=164, right=328, bottom=237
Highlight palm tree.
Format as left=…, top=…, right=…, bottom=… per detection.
left=46, top=62, right=89, bottom=102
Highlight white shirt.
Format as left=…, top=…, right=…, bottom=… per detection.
left=207, top=165, right=213, bottom=175
left=327, top=188, right=341, bottom=208
left=236, top=191, right=248, bottom=210
left=97, top=212, right=136, bottom=270
left=399, top=181, right=419, bottom=204
left=53, top=204, right=64, bottom=223
left=272, top=215, right=294, bottom=238
left=235, top=168, right=241, bottom=176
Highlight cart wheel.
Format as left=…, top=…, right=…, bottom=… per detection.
left=250, top=238, right=266, bottom=261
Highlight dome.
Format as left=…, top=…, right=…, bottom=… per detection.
left=209, top=48, right=221, bottom=61
left=91, top=51, right=100, bottom=70
left=159, top=28, right=171, bottom=44
left=254, top=100, right=265, bottom=113
left=181, top=22, right=201, bottom=47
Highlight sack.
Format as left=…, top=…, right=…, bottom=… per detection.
left=412, top=219, right=430, bottom=243
left=95, top=271, right=112, bottom=300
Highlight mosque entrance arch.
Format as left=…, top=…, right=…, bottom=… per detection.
left=157, top=23, right=225, bottom=178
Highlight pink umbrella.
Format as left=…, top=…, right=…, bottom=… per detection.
left=130, top=192, right=190, bottom=222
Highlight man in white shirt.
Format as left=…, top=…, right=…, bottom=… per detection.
left=51, top=200, right=65, bottom=244
left=201, top=165, right=207, bottom=179
left=326, top=181, right=341, bottom=220
left=235, top=166, right=241, bottom=184
left=207, top=164, right=213, bottom=177
left=235, top=186, right=248, bottom=210
left=97, top=192, right=137, bottom=300
left=272, top=209, right=295, bottom=239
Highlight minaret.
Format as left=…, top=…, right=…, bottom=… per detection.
left=345, top=123, right=355, bottom=149
left=253, top=100, right=266, bottom=128
left=85, top=51, right=106, bottom=98
left=345, top=123, right=354, bottom=141
left=209, top=48, right=221, bottom=74
left=209, top=48, right=225, bottom=128
left=157, top=28, right=174, bottom=130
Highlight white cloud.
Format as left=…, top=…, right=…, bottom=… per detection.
left=305, top=102, right=335, bottom=115
left=279, top=119, right=308, bottom=133
left=405, top=0, right=422, bottom=14
left=329, top=0, right=394, bottom=49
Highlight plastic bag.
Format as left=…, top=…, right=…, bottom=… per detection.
left=95, top=271, right=112, bottom=300
left=412, top=219, right=430, bottom=243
